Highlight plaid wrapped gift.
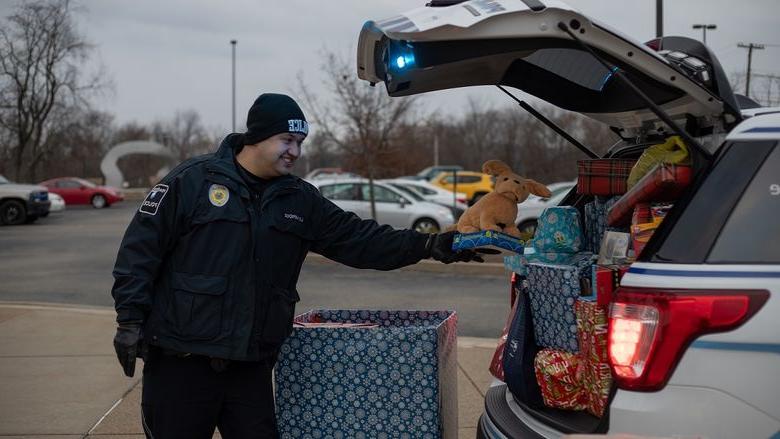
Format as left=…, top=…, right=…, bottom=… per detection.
left=526, top=254, right=595, bottom=353
left=453, top=230, right=525, bottom=254
left=577, top=159, right=636, bottom=196
left=584, top=196, right=623, bottom=253
left=533, top=207, right=584, bottom=254
left=575, top=300, right=612, bottom=417
left=607, top=163, right=692, bottom=226
left=534, top=349, right=587, bottom=410
left=275, top=310, right=458, bottom=439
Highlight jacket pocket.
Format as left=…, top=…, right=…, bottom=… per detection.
left=169, top=272, right=227, bottom=341
left=260, top=286, right=300, bottom=344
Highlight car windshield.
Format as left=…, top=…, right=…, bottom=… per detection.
left=389, top=183, right=424, bottom=201
left=0, top=175, right=8, bottom=184
left=74, top=178, right=97, bottom=188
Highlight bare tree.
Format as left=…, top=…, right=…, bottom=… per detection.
left=151, top=109, right=213, bottom=161
left=0, top=0, right=107, bottom=182
left=298, top=50, right=420, bottom=219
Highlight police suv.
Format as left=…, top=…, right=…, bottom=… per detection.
left=356, top=1, right=780, bottom=437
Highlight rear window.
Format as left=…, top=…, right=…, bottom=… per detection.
left=320, top=183, right=357, bottom=201
left=650, top=140, right=776, bottom=263
left=708, top=143, right=780, bottom=263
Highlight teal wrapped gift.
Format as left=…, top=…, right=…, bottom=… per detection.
left=504, top=248, right=587, bottom=276
left=533, top=207, right=584, bottom=254
left=275, top=310, right=458, bottom=439
left=453, top=230, right=525, bottom=254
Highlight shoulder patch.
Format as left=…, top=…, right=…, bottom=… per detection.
left=139, top=184, right=169, bottom=216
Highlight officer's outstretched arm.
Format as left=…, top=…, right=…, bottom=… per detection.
left=309, top=197, right=429, bottom=271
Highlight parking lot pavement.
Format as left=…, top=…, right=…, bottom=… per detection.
left=0, top=302, right=497, bottom=438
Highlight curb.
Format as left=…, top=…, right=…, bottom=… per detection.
left=0, top=301, right=116, bottom=315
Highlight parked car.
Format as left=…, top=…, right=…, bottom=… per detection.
left=311, top=178, right=454, bottom=233
left=430, top=171, right=493, bottom=205
left=357, top=2, right=779, bottom=438
left=382, top=178, right=469, bottom=219
left=515, top=181, right=577, bottom=236
left=47, top=192, right=66, bottom=214
left=415, top=164, right=463, bottom=181
left=304, top=168, right=360, bottom=181
left=39, top=177, right=123, bottom=208
left=0, top=174, right=50, bottom=225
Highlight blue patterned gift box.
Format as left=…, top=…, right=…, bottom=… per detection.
left=504, top=249, right=587, bottom=276
left=526, top=256, right=595, bottom=353
left=533, top=207, right=584, bottom=254
left=452, top=230, right=525, bottom=255
left=275, top=310, right=458, bottom=439
left=584, top=196, right=623, bottom=253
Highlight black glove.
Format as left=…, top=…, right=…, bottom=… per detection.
left=426, top=231, right=485, bottom=264
left=113, top=321, right=144, bottom=377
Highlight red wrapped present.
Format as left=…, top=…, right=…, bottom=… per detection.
left=607, top=163, right=692, bottom=226
left=592, top=264, right=629, bottom=306
left=577, top=159, right=636, bottom=196
left=575, top=300, right=612, bottom=417
left=489, top=298, right=520, bottom=380
left=534, top=349, right=587, bottom=410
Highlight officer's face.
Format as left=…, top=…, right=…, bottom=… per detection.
left=256, top=132, right=305, bottom=177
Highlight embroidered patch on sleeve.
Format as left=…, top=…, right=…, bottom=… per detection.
left=139, top=184, right=169, bottom=216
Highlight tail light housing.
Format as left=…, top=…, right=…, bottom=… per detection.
left=608, top=286, right=769, bottom=391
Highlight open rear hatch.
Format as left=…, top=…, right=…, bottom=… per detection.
left=357, top=0, right=738, bottom=142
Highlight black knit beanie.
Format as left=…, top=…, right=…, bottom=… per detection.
left=242, top=93, right=308, bottom=145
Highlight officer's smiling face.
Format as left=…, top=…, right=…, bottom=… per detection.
left=253, top=132, right=305, bottom=178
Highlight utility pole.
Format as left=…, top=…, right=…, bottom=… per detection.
left=656, top=0, right=663, bottom=37
left=738, top=43, right=765, bottom=98
left=231, top=39, right=237, bottom=132
left=692, top=24, right=716, bottom=45
left=433, top=133, right=439, bottom=166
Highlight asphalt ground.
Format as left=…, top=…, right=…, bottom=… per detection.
left=0, top=201, right=512, bottom=337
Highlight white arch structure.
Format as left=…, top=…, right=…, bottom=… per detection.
left=100, top=141, right=176, bottom=188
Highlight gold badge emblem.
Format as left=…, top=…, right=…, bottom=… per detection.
left=208, top=184, right=229, bottom=207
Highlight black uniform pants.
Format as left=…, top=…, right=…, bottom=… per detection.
left=141, top=349, right=278, bottom=438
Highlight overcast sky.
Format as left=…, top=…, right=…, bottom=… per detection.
left=3, top=0, right=778, bottom=134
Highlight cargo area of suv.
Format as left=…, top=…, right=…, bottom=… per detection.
left=356, top=1, right=779, bottom=437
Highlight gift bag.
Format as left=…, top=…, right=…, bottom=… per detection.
left=534, top=349, right=587, bottom=410
left=575, top=300, right=612, bottom=417
left=502, top=278, right=545, bottom=408
left=275, top=310, right=458, bottom=439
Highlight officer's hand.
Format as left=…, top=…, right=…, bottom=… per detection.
left=426, top=231, right=485, bottom=264
left=113, top=322, right=143, bottom=377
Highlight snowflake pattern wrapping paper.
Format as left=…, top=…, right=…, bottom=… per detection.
left=583, top=196, right=623, bottom=253
left=274, top=310, right=458, bottom=439
left=526, top=259, right=596, bottom=353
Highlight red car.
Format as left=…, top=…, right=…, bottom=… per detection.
left=40, top=177, right=123, bottom=208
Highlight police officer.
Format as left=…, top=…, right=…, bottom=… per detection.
left=111, top=93, right=480, bottom=438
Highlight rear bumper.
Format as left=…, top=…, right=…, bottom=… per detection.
left=479, top=383, right=780, bottom=439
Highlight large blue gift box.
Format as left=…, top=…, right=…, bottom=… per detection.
left=532, top=207, right=584, bottom=254
left=526, top=255, right=594, bottom=353
left=452, top=230, right=525, bottom=254
left=275, top=310, right=458, bottom=438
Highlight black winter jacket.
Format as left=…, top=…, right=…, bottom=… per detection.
left=111, top=134, right=430, bottom=361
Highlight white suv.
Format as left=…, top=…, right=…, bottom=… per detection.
left=356, top=1, right=779, bottom=437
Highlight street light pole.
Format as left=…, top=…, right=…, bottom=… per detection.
left=692, top=24, right=717, bottom=45
left=230, top=39, right=237, bottom=132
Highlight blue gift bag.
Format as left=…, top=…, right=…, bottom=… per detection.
left=275, top=310, right=458, bottom=438
left=532, top=207, right=584, bottom=254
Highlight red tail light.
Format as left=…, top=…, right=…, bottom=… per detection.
left=645, top=38, right=662, bottom=51
left=608, top=287, right=769, bottom=391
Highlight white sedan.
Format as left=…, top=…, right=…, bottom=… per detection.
left=311, top=178, right=454, bottom=233
left=382, top=179, right=468, bottom=216
left=48, top=192, right=66, bottom=213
